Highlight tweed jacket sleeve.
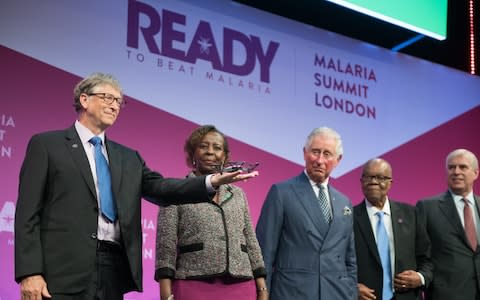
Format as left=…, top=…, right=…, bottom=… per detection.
left=155, top=204, right=179, bottom=280
left=241, top=188, right=267, bottom=278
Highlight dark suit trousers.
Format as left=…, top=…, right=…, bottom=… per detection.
left=46, top=241, right=134, bottom=300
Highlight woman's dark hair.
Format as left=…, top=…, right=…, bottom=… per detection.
left=184, top=125, right=230, bottom=168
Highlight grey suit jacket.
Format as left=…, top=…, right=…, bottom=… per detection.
left=155, top=179, right=266, bottom=280
left=15, top=126, right=210, bottom=294
left=256, top=172, right=357, bottom=300
left=354, top=200, right=433, bottom=300
left=417, top=192, right=480, bottom=300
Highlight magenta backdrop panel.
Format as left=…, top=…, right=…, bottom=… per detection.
left=336, top=106, right=480, bottom=205
left=0, top=46, right=302, bottom=300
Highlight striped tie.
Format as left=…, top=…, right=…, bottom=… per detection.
left=317, top=184, right=332, bottom=223
left=463, top=198, right=477, bottom=251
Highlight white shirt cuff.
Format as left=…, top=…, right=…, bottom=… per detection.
left=417, top=272, right=425, bottom=286
left=205, top=174, right=217, bottom=193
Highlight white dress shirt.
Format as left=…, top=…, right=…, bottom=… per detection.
left=75, top=120, right=120, bottom=243
left=365, top=198, right=425, bottom=286
left=366, top=198, right=395, bottom=282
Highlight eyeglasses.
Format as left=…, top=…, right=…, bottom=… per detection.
left=213, top=161, right=260, bottom=174
left=88, top=93, right=126, bottom=108
left=361, top=175, right=392, bottom=183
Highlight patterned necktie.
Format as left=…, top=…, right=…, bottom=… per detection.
left=463, top=198, right=477, bottom=251
left=317, top=184, right=332, bottom=223
left=376, top=211, right=393, bottom=300
left=89, top=137, right=117, bottom=222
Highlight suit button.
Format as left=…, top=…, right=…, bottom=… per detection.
left=91, top=233, right=97, bottom=240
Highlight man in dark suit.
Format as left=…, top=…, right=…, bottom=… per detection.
left=417, top=149, right=480, bottom=300
left=256, top=127, right=357, bottom=300
left=14, top=73, right=257, bottom=300
left=354, top=158, right=433, bottom=300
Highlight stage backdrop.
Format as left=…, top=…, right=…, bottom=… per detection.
left=1, top=0, right=479, bottom=299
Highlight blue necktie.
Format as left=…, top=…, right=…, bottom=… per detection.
left=317, top=184, right=332, bottom=223
left=376, top=211, right=393, bottom=300
left=89, top=137, right=117, bottom=222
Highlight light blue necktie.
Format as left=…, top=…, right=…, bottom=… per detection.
left=89, top=136, right=117, bottom=222
left=317, top=184, right=332, bottom=223
left=376, top=211, right=393, bottom=300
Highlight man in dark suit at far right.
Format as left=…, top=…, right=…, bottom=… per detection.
left=417, top=149, right=480, bottom=300
left=354, top=158, right=433, bottom=300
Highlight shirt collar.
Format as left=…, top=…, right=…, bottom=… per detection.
left=450, top=190, right=475, bottom=206
left=365, top=196, right=391, bottom=216
left=304, top=169, right=329, bottom=189
left=75, top=120, right=106, bottom=145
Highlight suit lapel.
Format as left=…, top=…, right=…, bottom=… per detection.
left=474, top=195, right=480, bottom=220
left=325, top=186, right=348, bottom=238
left=64, top=126, right=97, bottom=200
left=355, top=201, right=382, bottom=265
left=105, top=138, right=122, bottom=208
left=438, top=193, right=469, bottom=247
left=292, top=173, right=326, bottom=233
left=390, top=201, right=405, bottom=273
left=329, top=186, right=346, bottom=223
left=474, top=195, right=480, bottom=244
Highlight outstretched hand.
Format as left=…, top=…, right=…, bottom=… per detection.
left=210, top=170, right=259, bottom=187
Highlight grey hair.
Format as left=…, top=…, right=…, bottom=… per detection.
left=446, top=149, right=479, bottom=170
left=73, top=73, right=123, bottom=112
left=304, top=127, right=343, bottom=157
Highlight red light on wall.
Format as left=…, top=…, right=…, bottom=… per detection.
left=469, top=0, right=476, bottom=74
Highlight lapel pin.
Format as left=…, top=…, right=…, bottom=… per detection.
left=397, top=218, right=403, bottom=224
left=343, top=206, right=352, bottom=216
left=72, top=144, right=78, bottom=148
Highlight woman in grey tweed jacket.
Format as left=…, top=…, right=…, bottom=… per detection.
left=155, top=125, right=268, bottom=300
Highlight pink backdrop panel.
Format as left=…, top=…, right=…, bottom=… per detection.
left=0, top=46, right=302, bottom=300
